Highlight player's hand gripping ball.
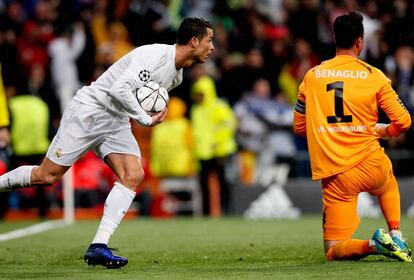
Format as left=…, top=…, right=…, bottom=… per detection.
left=135, top=81, right=169, bottom=114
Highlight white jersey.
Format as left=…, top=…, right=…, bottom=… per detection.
left=73, top=44, right=183, bottom=126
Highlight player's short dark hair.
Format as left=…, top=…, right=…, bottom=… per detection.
left=333, top=11, right=364, bottom=49
left=176, top=17, right=212, bottom=45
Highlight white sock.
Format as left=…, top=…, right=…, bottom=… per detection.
left=389, top=229, right=402, bottom=239
left=91, top=182, right=136, bottom=245
left=0, top=165, right=37, bottom=191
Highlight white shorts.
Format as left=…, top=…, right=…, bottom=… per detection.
left=46, top=100, right=141, bottom=166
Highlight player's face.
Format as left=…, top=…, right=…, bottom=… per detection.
left=194, top=28, right=214, bottom=63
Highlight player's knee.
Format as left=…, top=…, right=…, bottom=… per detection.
left=119, top=168, right=145, bottom=189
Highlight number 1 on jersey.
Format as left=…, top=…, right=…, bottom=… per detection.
left=326, top=81, right=353, bottom=123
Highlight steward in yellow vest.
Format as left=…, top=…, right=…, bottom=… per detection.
left=150, top=97, right=195, bottom=177
left=9, top=95, right=50, bottom=156
left=190, top=73, right=237, bottom=215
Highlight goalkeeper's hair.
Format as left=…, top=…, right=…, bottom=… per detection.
left=333, top=11, right=364, bottom=49
left=176, top=17, right=212, bottom=45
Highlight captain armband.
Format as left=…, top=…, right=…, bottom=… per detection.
left=295, top=99, right=306, bottom=114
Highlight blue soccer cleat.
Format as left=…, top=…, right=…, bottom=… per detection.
left=84, top=243, right=128, bottom=269
left=392, top=235, right=412, bottom=258
left=372, top=229, right=412, bottom=262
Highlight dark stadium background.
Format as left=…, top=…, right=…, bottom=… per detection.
left=0, top=0, right=413, bottom=219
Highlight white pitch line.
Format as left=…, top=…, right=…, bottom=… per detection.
left=0, top=220, right=71, bottom=242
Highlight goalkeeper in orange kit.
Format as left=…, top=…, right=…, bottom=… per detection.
left=293, top=11, right=412, bottom=262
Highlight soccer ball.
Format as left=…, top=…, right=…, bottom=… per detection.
left=135, top=81, right=169, bottom=114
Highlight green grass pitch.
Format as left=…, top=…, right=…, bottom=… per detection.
left=0, top=216, right=413, bottom=279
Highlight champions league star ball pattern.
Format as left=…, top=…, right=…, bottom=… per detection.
left=135, top=81, right=169, bottom=114
left=138, top=70, right=151, bottom=82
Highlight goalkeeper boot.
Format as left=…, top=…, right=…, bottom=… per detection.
left=372, top=229, right=412, bottom=262
left=390, top=232, right=412, bottom=258
left=84, top=243, right=128, bottom=269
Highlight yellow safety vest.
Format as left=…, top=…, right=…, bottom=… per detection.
left=9, top=95, right=50, bottom=156
left=212, top=99, right=237, bottom=157
left=191, top=76, right=237, bottom=159
left=150, top=118, right=195, bottom=177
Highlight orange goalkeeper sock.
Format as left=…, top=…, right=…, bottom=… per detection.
left=326, top=240, right=374, bottom=260
left=387, top=221, right=400, bottom=231
left=377, top=176, right=401, bottom=231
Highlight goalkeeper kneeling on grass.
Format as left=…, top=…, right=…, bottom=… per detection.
left=293, top=11, right=412, bottom=262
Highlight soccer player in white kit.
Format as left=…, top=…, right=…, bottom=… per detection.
left=0, top=17, right=214, bottom=269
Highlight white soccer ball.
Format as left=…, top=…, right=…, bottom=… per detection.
left=135, top=81, right=169, bottom=114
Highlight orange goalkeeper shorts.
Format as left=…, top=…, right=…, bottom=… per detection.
left=321, top=148, right=398, bottom=241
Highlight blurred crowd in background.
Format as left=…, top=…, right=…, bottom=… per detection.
left=0, top=0, right=414, bottom=218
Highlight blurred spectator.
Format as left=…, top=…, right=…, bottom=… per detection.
left=0, top=27, right=21, bottom=88
left=190, top=64, right=237, bottom=215
left=248, top=12, right=270, bottom=50
left=150, top=97, right=196, bottom=177
left=8, top=84, right=50, bottom=218
left=215, top=1, right=255, bottom=53
left=278, top=38, right=319, bottom=104
left=90, top=0, right=109, bottom=47
left=360, top=1, right=382, bottom=61
left=0, top=1, right=26, bottom=88
left=28, top=0, right=57, bottom=44
left=182, top=0, right=215, bottom=19
left=219, top=48, right=268, bottom=105
left=385, top=45, right=414, bottom=113
left=382, top=0, right=414, bottom=54
left=254, top=0, right=286, bottom=25
left=234, top=79, right=271, bottom=155
left=382, top=45, right=414, bottom=156
left=268, top=91, right=296, bottom=176
left=48, top=21, right=86, bottom=111
left=167, top=0, right=183, bottom=30
left=262, top=25, right=291, bottom=94
left=234, top=78, right=296, bottom=180
left=27, top=63, right=61, bottom=137
left=16, top=0, right=57, bottom=77
left=123, top=0, right=174, bottom=46
left=96, top=21, right=134, bottom=68
left=0, top=0, right=25, bottom=36
left=76, top=2, right=98, bottom=85
left=287, top=0, right=319, bottom=51
left=16, top=21, right=49, bottom=79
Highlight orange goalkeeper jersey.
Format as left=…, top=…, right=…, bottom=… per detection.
left=293, top=55, right=411, bottom=180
